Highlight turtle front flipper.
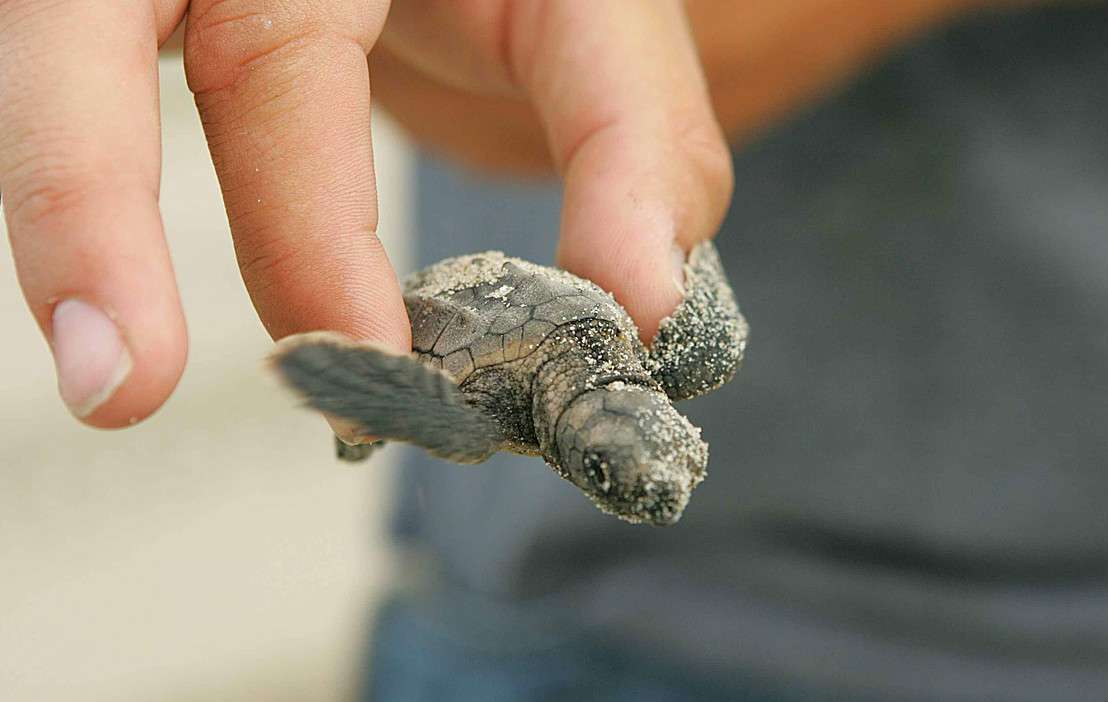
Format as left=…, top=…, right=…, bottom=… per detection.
left=647, top=241, right=749, bottom=402
left=272, top=332, right=500, bottom=464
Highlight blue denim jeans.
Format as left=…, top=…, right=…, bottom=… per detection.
left=363, top=594, right=803, bottom=702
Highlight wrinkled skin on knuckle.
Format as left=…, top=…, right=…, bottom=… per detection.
left=183, top=0, right=385, bottom=95
left=555, top=384, right=707, bottom=526
left=2, top=161, right=94, bottom=229
left=2, top=155, right=151, bottom=233
left=234, top=232, right=302, bottom=293
left=0, top=104, right=158, bottom=226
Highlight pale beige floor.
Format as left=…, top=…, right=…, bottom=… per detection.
left=0, top=56, right=412, bottom=701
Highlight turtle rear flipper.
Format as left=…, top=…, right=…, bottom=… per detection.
left=272, top=332, right=500, bottom=464
left=333, top=436, right=384, bottom=462
left=648, top=241, right=749, bottom=402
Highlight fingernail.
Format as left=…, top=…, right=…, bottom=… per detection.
left=51, top=299, right=133, bottom=418
left=670, top=244, right=687, bottom=296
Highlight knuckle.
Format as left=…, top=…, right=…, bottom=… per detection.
left=3, top=156, right=105, bottom=228
left=234, top=229, right=303, bottom=293
left=184, top=0, right=377, bottom=95
left=185, top=2, right=319, bottom=95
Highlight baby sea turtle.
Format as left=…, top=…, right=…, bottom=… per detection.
left=273, top=241, right=748, bottom=526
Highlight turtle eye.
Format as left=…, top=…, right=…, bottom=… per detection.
left=582, top=452, right=612, bottom=493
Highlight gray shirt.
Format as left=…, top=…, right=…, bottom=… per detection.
left=390, top=6, right=1108, bottom=700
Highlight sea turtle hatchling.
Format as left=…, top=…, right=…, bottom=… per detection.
left=272, top=241, right=748, bottom=526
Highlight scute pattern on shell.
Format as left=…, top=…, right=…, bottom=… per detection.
left=405, top=254, right=639, bottom=385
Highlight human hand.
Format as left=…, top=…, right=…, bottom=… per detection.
left=373, top=0, right=1001, bottom=171
left=0, top=0, right=732, bottom=428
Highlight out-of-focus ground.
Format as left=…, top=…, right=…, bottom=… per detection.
left=0, top=56, right=412, bottom=701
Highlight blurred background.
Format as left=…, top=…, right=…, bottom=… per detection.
left=0, top=54, right=412, bottom=701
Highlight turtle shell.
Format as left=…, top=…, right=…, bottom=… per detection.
left=404, top=252, right=641, bottom=384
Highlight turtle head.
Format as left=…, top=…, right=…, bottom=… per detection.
left=555, top=383, right=708, bottom=526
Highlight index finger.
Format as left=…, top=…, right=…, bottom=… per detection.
left=511, top=0, right=734, bottom=342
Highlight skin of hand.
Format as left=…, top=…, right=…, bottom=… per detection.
left=372, top=0, right=1024, bottom=171
left=0, top=0, right=728, bottom=430
left=0, top=0, right=1004, bottom=430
